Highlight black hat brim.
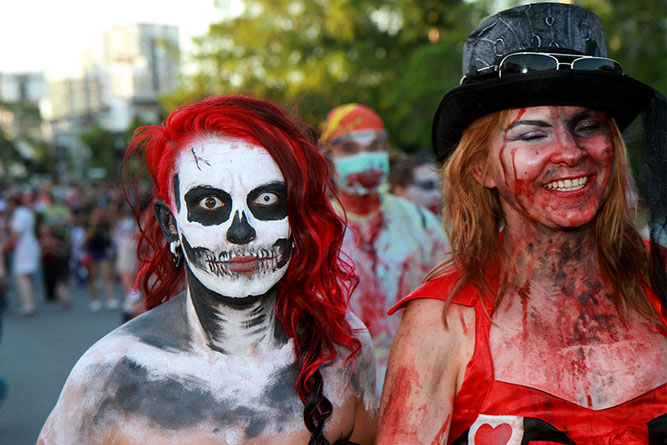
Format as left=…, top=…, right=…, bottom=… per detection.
left=432, top=70, right=655, bottom=161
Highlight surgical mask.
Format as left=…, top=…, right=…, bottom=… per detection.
left=333, top=151, right=389, bottom=196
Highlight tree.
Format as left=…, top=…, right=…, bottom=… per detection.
left=81, top=117, right=153, bottom=182
left=164, top=0, right=493, bottom=152
left=166, top=0, right=663, bottom=153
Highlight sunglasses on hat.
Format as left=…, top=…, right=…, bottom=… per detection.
left=460, top=52, right=623, bottom=85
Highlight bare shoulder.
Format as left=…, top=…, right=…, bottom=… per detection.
left=377, top=298, right=475, bottom=444
left=399, top=298, right=474, bottom=360
left=39, top=297, right=198, bottom=444
left=38, top=324, right=142, bottom=445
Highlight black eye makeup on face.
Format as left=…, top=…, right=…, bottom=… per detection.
left=247, top=182, right=287, bottom=221
left=340, top=141, right=361, bottom=155
left=184, top=186, right=233, bottom=226
left=368, top=137, right=388, bottom=152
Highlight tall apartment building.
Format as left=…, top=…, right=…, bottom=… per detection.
left=103, top=23, right=180, bottom=100
left=0, top=72, right=46, bottom=103
left=38, top=23, right=181, bottom=180
left=42, top=71, right=106, bottom=122
left=0, top=72, right=46, bottom=141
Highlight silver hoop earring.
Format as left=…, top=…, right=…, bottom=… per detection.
left=170, top=240, right=183, bottom=267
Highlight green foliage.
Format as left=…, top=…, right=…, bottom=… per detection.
left=81, top=126, right=118, bottom=179
left=81, top=117, right=153, bottom=181
left=166, top=0, right=494, bottom=152
left=166, top=0, right=664, bottom=153
left=577, top=0, right=667, bottom=97
left=0, top=101, right=48, bottom=180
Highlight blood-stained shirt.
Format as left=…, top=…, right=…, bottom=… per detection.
left=335, top=192, right=449, bottom=394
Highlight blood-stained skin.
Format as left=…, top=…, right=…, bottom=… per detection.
left=498, top=107, right=527, bottom=188
left=490, top=221, right=667, bottom=410
left=484, top=106, right=616, bottom=231
left=378, top=365, right=425, bottom=438
left=481, top=106, right=667, bottom=410
left=431, top=414, right=451, bottom=445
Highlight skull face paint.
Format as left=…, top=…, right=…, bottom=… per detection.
left=172, top=136, right=291, bottom=299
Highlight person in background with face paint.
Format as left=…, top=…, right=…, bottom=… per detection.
left=389, top=153, right=443, bottom=215
left=320, top=104, right=449, bottom=397
left=39, top=96, right=377, bottom=445
left=378, top=3, right=667, bottom=444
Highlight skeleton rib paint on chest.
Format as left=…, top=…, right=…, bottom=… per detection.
left=173, top=136, right=292, bottom=299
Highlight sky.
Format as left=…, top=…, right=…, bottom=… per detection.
left=0, top=0, right=242, bottom=77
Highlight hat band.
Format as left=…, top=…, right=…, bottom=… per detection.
left=460, top=52, right=623, bottom=85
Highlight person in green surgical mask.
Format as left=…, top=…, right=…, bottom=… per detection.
left=320, top=104, right=449, bottom=399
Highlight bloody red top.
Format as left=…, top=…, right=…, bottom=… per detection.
left=389, top=270, right=667, bottom=444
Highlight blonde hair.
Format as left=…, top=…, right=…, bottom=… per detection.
left=430, top=109, right=658, bottom=323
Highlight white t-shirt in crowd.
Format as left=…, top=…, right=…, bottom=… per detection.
left=10, top=206, right=41, bottom=275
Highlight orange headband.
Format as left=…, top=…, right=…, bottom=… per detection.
left=320, top=103, right=385, bottom=144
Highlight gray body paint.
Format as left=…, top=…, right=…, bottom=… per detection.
left=91, top=356, right=302, bottom=437
left=86, top=291, right=303, bottom=440
left=119, top=293, right=193, bottom=352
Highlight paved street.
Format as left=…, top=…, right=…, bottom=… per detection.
left=0, top=280, right=126, bottom=445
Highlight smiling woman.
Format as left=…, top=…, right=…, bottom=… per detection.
left=38, top=95, right=377, bottom=445
left=377, top=3, right=666, bottom=444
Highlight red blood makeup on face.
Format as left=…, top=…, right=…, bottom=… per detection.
left=498, top=108, right=527, bottom=188
left=486, top=106, right=615, bottom=230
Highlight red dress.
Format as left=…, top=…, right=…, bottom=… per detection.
left=389, top=270, right=667, bottom=445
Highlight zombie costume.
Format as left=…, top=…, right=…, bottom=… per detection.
left=39, top=96, right=377, bottom=445
left=376, top=3, right=666, bottom=443
left=391, top=270, right=667, bottom=444
left=335, top=193, right=447, bottom=377
left=321, top=104, right=449, bottom=395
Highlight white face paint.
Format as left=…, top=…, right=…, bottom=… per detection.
left=172, top=136, right=291, bottom=298
left=403, top=164, right=442, bottom=214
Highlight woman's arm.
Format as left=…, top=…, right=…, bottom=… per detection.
left=344, top=313, right=378, bottom=445
left=377, top=298, right=474, bottom=444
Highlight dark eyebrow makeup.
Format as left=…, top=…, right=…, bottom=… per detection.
left=507, top=120, right=552, bottom=131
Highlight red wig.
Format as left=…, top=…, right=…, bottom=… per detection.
left=122, top=95, right=360, bottom=443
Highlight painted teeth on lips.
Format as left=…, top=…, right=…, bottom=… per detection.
left=543, top=176, right=589, bottom=191
left=215, top=246, right=277, bottom=262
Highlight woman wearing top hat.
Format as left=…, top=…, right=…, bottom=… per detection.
left=377, top=3, right=666, bottom=444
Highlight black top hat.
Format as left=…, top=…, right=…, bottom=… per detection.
left=432, top=2, right=655, bottom=162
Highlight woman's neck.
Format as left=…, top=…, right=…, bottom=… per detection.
left=185, top=268, right=286, bottom=356
left=502, top=215, right=604, bottom=296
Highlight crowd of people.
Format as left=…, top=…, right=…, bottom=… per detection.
left=0, top=181, right=146, bottom=321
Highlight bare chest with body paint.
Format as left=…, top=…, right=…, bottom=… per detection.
left=38, top=296, right=366, bottom=445
left=490, top=284, right=667, bottom=410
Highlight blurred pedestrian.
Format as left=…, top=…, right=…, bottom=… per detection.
left=37, top=187, right=72, bottom=308
left=320, top=103, right=449, bottom=394
left=112, top=202, right=140, bottom=322
left=389, top=153, right=442, bottom=215
left=69, top=210, right=88, bottom=286
left=0, top=231, right=6, bottom=406
left=85, top=208, right=118, bottom=311
left=4, top=191, right=40, bottom=317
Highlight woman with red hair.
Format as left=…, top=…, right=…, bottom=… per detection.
left=39, top=95, right=377, bottom=445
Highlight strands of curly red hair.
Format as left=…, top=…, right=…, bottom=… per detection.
left=121, top=95, right=361, bottom=444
